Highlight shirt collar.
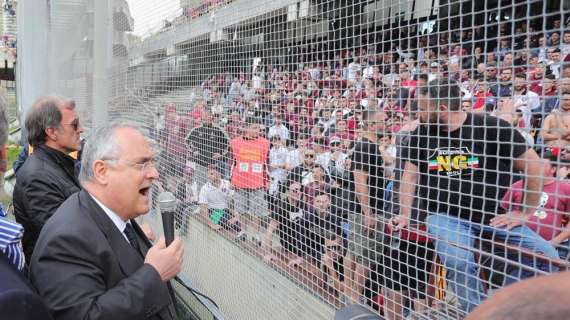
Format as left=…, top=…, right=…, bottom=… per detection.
left=88, top=193, right=128, bottom=234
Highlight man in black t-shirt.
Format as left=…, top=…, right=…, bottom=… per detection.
left=263, top=181, right=309, bottom=268
left=301, top=192, right=344, bottom=262
left=394, top=78, right=559, bottom=313
left=186, top=108, right=229, bottom=191
left=344, top=109, right=387, bottom=304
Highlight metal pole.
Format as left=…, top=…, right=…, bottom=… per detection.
left=92, top=0, right=110, bottom=127
left=16, top=0, right=49, bottom=135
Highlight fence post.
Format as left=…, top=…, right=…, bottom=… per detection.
left=92, top=0, right=110, bottom=127
left=16, top=0, right=49, bottom=135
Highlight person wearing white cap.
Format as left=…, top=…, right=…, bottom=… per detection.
left=428, top=61, right=440, bottom=82
left=317, top=136, right=347, bottom=175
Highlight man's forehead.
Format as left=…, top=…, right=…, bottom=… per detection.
left=117, top=128, right=153, bottom=155
left=60, top=106, right=78, bottom=117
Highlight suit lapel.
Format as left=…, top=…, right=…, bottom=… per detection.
left=79, top=191, right=144, bottom=276
left=81, top=191, right=177, bottom=320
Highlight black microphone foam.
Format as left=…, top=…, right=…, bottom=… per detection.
left=158, top=191, right=177, bottom=246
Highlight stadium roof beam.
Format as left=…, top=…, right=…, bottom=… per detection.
left=130, top=0, right=301, bottom=59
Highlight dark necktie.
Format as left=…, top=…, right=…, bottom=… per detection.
left=123, top=223, right=141, bottom=252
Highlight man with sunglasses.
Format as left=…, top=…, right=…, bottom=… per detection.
left=285, top=148, right=318, bottom=189
left=14, top=96, right=83, bottom=262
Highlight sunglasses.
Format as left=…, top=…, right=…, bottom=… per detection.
left=305, top=154, right=315, bottom=158
left=62, top=118, right=80, bottom=131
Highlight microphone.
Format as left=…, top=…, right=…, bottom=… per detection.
left=158, top=191, right=177, bottom=246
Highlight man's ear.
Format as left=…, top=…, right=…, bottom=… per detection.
left=92, top=160, right=109, bottom=185
left=45, top=127, right=58, bottom=142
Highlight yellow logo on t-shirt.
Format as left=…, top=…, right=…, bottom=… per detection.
left=428, top=147, right=479, bottom=176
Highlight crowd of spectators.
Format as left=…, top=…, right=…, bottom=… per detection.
left=156, top=15, right=570, bottom=318
left=182, top=0, right=235, bottom=21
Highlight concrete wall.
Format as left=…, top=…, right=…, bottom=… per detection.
left=140, top=213, right=335, bottom=320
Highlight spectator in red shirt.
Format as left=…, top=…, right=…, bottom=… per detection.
left=472, top=81, right=494, bottom=112
left=400, top=67, right=417, bottom=94
left=189, top=100, right=206, bottom=125
left=163, top=103, right=190, bottom=184
left=541, top=75, right=557, bottom=97
left=331, top=119, right=354, bottom=141
left=529, top=62, right=547, bottom=94
left=501, top=151, right=570, bottom=259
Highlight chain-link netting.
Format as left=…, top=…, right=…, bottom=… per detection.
left=21, top=0, right=570, bottom=319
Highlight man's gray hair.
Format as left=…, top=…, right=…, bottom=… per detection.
left=418, top=77, right=462, bottom=111
left=25, top=95, right=76, bottom=147
left=79, top=121, right=148, bottom=184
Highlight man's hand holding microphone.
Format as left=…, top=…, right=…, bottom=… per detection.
left=145, top=191, right=184, bottom=282
left=145, top=236, right=183, bottom=282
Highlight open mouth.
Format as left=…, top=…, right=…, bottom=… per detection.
left=139, top=187, right=150, bottom=197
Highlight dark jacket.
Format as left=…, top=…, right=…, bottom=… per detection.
left=30, top=190, right=176, bottom=320
left=13, top=144, right=81, bottom=261
left=186, top=124, right=228, bottom=167
left=0, top=253, right=53, bottom=320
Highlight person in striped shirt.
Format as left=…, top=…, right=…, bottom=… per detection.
left=0, top=204, right=25, bottom=271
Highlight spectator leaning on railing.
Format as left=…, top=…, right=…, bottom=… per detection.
left=344, top=109, right=387, bottom=305
left=394, top=77, right=560, bottom=313
left=501, top=150, right=570, bottom=260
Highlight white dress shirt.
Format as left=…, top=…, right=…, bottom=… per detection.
left=89, top=193, right=129, bottom=242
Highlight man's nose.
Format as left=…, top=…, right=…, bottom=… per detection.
left=147, top=166, right=160, bottom=179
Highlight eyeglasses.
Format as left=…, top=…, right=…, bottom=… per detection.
left=104, top=158, right=157, bottom=173
left=305, top=154, right=315, bottom=158
left=62, top=118, right=80, bottom=131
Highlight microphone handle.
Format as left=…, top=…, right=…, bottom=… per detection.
left=162, top=210, right=175, bottom=246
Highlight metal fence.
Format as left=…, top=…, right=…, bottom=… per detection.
left=17, top=0, right=570, bottom=319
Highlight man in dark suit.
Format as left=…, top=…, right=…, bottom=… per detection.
left=0, top=253, right=53, bottom=320
left=30, top=123, right=183, bottom=320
